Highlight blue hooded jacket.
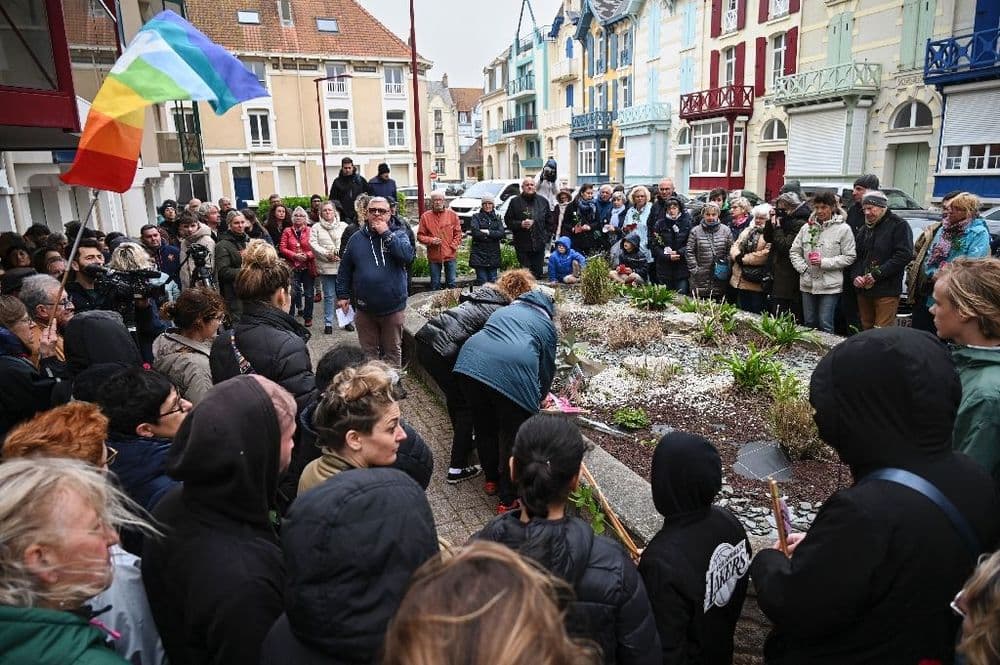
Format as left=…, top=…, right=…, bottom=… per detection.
left=336, top=224, right=414, bottom=316
left=453, top=290, right=557, bottom=414
left=548, top=236, right=587, bottom=283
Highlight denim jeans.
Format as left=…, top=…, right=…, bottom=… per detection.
left=429, top=259, right=457, bottom=290
left=801, top=292, right=839, bottom=333
left=320, top=274, right=338, bottom=326
left=289, top=269, right=315, bottom=320
left=474, top=267, right=498, bottom=285
left=662, top=277, right=689, bottom=296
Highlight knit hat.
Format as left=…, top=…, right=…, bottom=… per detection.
left=854, top=174, right=880, bottom=190
left=862, top=191, right=888, bottom=208
left=779, top=179, right=802, bottom=196
left=665, top=196, right=683, bottom=209
left=378, top=162, right=390, bottom=175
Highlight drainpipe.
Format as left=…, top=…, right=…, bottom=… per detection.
left=842, top=97, right=856, bottom=177
left=2, top=152, right=26, bottom=233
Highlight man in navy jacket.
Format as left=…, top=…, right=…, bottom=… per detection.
left=336, top=197, right=413, bottom=367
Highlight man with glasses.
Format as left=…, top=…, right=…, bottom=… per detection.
left=336, top=196, right=413, bottom=367
left=504, top=177, right=552, bottom=279
left=18, top=274, right=73, bottom=370
left=95, top=366, right=190, bottom=512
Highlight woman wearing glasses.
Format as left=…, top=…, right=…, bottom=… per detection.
left=0, top=295, right=59, bottom=440
left=468, top=194, right=506, bottom=285
left=154, top=287, right=227, bottom=405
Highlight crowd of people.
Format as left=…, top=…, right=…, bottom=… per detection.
left=0, top=155, right=999, bottom=664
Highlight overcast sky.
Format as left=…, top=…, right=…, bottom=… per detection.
left=363, top=0, right=565, bottom=88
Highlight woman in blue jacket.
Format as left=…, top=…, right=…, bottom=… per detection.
left=548, top=236, right=586, bottom=284
left=454, top=290, right=557, bottom=513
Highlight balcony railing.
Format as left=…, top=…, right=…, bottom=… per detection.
left=434, top=144, right=445, bottom=154
left=722, top=8, right=738, bottom=33
left=520, top=157, right=544, bottom=170
left=617, top=103, right=673, bottom=130
left=502, top=115, right=538, bottom=135
left=551, top=57, right=580, bottom=81
left=384, top=82, right=404, bottom=96
left=487, top=128, right=502, bottom=144
left=326, top=79, right=348, bottom=96
left=771, top=62, right=881, bottom=106
left=434, top=120, right=442, bottom=130
left=924, top=28, right=1000, bottom=85
left=540, top=108, right=573, bottom=129
left=156, top=132, right=182, bottom=163
left=679, top=85, right=754, bottom=120
left=506, top=73, right=535, bottom=97
left=570, top=110, right=616, bottom=137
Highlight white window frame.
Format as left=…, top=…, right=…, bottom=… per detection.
left=942, top=144, right=1000, bottom=172
left=761, top=118, right=787, bottom=142
left=769, top=0, right=789, bottom=19
left=241, top=59, right=267, bottom=90
left=325, top=62, right=348, bottom=96
left=724, top=47, right=737, bottom=87
left=386, top=110, right=406, bottom=147
left=578, top=139, right=597, bottom=176
left=328, top=109, right=350, bottom=148
left=316, top=18, right=339, bottom=33
left=692, top=120, right=730, bottom=176
left=434, top=132, right=445, bottom=153
left=247, top=109, right=272, bottom=149
left=596, top=30, right=606, bottom=74
left=237, top=10, right=259, bottom=24
left=435, top=158, right=446, bottom=175
left=458, top=111, right=470, bottom=124
left=384, top=66, right=405, bottom=97
left=723, top=0, right=738, bottom=34
left=621, top=76, right=631, bottom=108
left=732, top=125, right=745, bottom=175
left=277, top=0, right=292, bottom=26
left=892, top=101, right=933, bottom=130
left=771, top=33, right=786, bottom=88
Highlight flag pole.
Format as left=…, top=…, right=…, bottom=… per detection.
left=49, top=190, right=100, bottom=324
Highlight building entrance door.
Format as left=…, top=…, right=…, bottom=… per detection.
left=764, top=151, right=785, bottom=203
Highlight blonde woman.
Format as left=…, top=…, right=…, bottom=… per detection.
left=311, top=201, right=348, bottom=334
left=955, top=550, right=1000, bottom=665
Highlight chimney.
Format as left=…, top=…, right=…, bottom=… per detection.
left=442, top=73, right=448, bottom=87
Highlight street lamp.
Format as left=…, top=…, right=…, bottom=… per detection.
left=314, top=73, right=353, bottom=196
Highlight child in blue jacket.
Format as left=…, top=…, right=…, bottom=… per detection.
left=548, top=236, right=586, bottom=284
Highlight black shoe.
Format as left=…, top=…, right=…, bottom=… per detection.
left=324, top=325, right=333, bottom=334
left=303, top=318, right=313, bottom=327
left=447, top=465, right=483, bottom=484
left=344, top=323, right=355, bottom=332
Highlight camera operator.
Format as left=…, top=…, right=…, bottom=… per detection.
left=105, top=242, right=168, bottom=362
left=178, top=211, right=216, bottom=290
left=66, top=238, right=109, bottom=312
left=140, top=224, right=180, bottom=301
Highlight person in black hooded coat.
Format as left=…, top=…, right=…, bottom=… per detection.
left=475, top=415, right=660, bottom=665
left=638, top=432, right=750, bottom=665
left=142, top=374, right=296, bottom=665
left=751, top=327, right=1000, bottom=665
left=209, top=242, right=316, bottom=413
left=51, top=309, right=142, bottom=404
left=260, top=468, right=439, bottom=665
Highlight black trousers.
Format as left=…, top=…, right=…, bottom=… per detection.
left=457, top=374, right=532, bottom=505
left=415, top=341, right=475, bottom=470
left=516, top=248, right=545, bottom=280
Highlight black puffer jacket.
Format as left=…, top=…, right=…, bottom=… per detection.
left=468, top=210, right=506, bottom=268
left=764, top=203, right=810, bottom=301
left=650, top=213, right=693, bottom=281
left=260, top=468, right=439, bottom=665
left=143, top=376, right=286, bottom=665
left=639, top=433, right=750, bottom=665
left=209, top=300, right=315, bottom=412
left=475, top=512, right=661, bottom=665
left=414, top=285, right=510, bottom=361
left=849, top=210, right=914, bottom=298
left=751, top=328, right=1000, bottom=665
left=504, top=193, right=553, bottom=253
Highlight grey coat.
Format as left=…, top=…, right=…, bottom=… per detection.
left=686, top=223, right=733, bottom=297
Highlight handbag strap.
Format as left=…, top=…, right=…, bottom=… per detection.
left=229, top=331, right=256, bottom=375
left=862, top=468, right=980, bottom=557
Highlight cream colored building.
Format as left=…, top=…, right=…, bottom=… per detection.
left=481, top=49, right=511, bottom=180
left=425, top=77, right=482, bottom=183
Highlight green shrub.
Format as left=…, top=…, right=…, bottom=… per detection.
left=769, top=371, right=804, bottom=402
left=612, top=406, right=651, bottom=430
left=716, top=343, right=783, bottom=392
left=395, top=190, right=407, bottom=214
left=580, top=257, right=616, bottom=305
left=410, top=255, right=430, bottom=277
left=628, top=284, right=676, bottom=311
left=677, top=296, right=700, bottom=313
left=500, top=242, right=520, bottom=271
left=752, top=311, right=819, bottom=348
left=256, top=196, right=319, bottom=220
left=569, top=485, right=606, bottom=535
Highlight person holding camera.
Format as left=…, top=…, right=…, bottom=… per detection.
left=65, top=238, right=108, bottom=312
left=178, top=212, right=216, bottom=290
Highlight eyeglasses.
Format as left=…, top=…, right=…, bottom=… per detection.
left=46, top=298, right=72, bottom=307
left=159, top=399, right=190, bottom=418
left=368, top=208, right=391, bottom=216
left=951, top=589, right=966, bottom=618
left=105, top=446, right=118, bottom=466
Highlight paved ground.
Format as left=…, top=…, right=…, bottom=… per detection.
left=307, top=323, right=495, bottom=546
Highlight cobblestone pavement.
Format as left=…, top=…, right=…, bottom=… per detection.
left=307, top=325, right=496, bottom=546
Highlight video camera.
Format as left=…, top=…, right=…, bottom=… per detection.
left=187, top=242, right=210, bottom=267
left=85, top=265, right=166, bottom=301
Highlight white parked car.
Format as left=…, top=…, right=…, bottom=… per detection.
left=448, top=179, right=522, bottom=230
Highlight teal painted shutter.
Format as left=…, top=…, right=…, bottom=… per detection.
left=566, top=84, right=574, bottom=108
left=612, top=79, right=619, bottom=112
left=611, top=32, right=619, bottom=69
left=826, top=16, right=840, bottom=66
left=587, top=35, right=595, bottom=76
left=682, top=3, right=696, bottom=49
left=589, top=85, right=595, bottom=112
left=839, top=13, right=854, bottom=65
left=900, top=0, right=920, bottom=69
left=916, top=0, right=937, bottom=69
left=827, top=13, right=853, bottom=66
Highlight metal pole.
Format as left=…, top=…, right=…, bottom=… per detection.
left=316, top=78, right=328, bottom=196
left=409, top=0, right=425, bottom=217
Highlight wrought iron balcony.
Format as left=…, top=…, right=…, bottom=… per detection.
left=506, top=73, right=535, bottom=98
left=155, top=130, right=203, bottom=170
left=679, top=85, right=754, bottom=121
left=520, top=157, right=544, bottom=170
left=617, top=103, right=672, bottom=131
left=570, top=111, right=616, bottom=138
left=925, top=28, right=1000, bottom=86
left=502, top=115, right=537, bottom=136
left=487, top=128, right=502, bottom=144
left=771, top=62, right=881, bottom=106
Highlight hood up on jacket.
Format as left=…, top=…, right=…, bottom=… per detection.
left=651, top=432, right=722, bottom=518
left=517, top=289, right=556, bottom=319
left=554, top=235, right=573, bottom=252
left=64, top=310, right=142, bottom=376
left=167, top=375, right=282, bottom=526
left=623, top=231, right=643, bottom=251
left=282, top=468, right=438, bottom=659
left=810, top=327, right=959, bottom=479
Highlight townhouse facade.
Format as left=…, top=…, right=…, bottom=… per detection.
left=425, top=77, right=482, bottom=183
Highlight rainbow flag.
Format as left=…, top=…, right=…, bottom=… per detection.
left=61, top=10, right=267, bottom=192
